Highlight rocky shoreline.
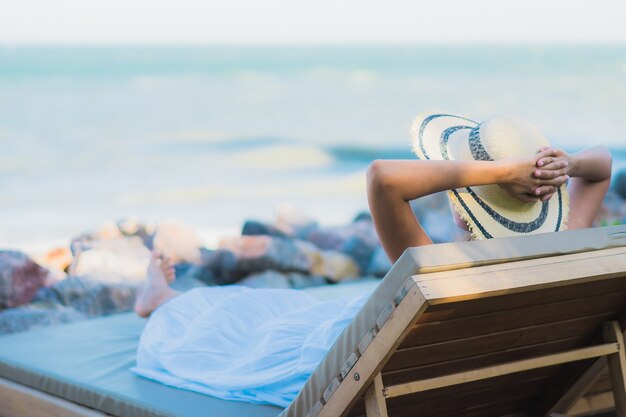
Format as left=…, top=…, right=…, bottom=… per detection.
left=1, top=184, right=625, bottom=335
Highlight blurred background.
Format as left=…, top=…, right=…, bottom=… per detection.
left=1, top=0, right=625, bottom=248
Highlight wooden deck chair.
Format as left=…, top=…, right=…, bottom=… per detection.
left=282, top=225, right=626, bottom=417
left=1, top=225, right=625, bottom=417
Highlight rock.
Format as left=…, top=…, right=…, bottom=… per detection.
left=297, top=241, right=360, bottom=282
left=218, top=236, right=311, bottom=278
left=367, top=247, right=392, bottom=277
left=30, top=246, right=72, bottom=284
left=153, top=220, right=202, bottom=264
left=169, top=275, right=207, bottom=292
left=0, top=301, right=85, bottom=334
left=37, top=247, right=73, bottom=273
left=0, top=251, right=49, bottom=309
left=240, top=270, right=328, bottom=289
left=173, top=262, right=217, bottom=286
left=239, top=270, right=292, bottom=289
left=307, top=229, right=344, bottom=251
left=69, top=237, right=150, bottom=284
left=93, top=221, right=124, bottom=240
left=315, top=251, right=360, bottom=282
left=196, top=248, right=239, bottom=285
left=306, top=220, right=379, bottom=273
left=274, top=204, right=319, bottom=238
left=614, top=169, right=626, bottom=200
left=34, top=276, right=137, bottom=317
left=242, top=220, right=287, bottom=237
left=341, top=234, right=377, bottom=273
left=117, top=217, right=156, bottom=248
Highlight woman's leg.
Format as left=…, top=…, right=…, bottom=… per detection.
left=134, top=250, right=182, bottom=318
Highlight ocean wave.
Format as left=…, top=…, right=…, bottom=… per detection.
left=229, top=145, right=335, bottom=170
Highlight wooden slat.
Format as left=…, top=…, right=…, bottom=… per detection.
left=383, top=336, right=584, bottom=386
left=363, top=373, right=387, bottom=417
left=548, top=357, right=607, bottom=415
left=387, top=368, right=557, bottom=416
left=385, top=344, right=618, bottom=399
left=419, top=276, right=626, bottom=323
left=404, top=291, right=626, bottom=347
left=569, top=391, right=615, bottom=416
left=416, top=246, right=625, bottom=284
left=414, top=247, right=626, bottom=303
left=0, top=377, right=110, bottom=417
left=347, top=368, right=558, bottom=417
left=382, top=387, right=543, bottom=417
left=530, top=311, right=626, bottom=416
left=386, top=314, right=612, bottom=372
left=603, top=321, right=626, bottom=416
left=317, top=284, right=429, bottom=417
left=388, top=381, right=545, bottom=417
left=586, top=371, right=612, bottom=395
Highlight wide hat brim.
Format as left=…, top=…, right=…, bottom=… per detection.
left=411, top=113, right=569, bottom=240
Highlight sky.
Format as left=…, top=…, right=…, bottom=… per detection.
left=1, top=0, right=626, bottom=45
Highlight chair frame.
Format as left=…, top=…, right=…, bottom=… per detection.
left=311, top=246, right=626, bottom=417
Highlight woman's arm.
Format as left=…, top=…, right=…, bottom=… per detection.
left=535, top=146, right=612, bottom=229
left=367, top=149, right=566, bottom=262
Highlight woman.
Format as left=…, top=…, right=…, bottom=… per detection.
left=132, top=113, right=612, bottom=407
left=368, top=113, right=611, bottom=262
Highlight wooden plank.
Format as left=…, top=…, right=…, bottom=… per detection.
left=530, top=309, right=626, bottom=416
left=0, top=377, right=110, bottom=417
left=404, top=291, right=626, bottom=348
left=363, top=373, right=387, bottom=417
left=547, top=357, right=607, bottom=415
left=387, top=314, right=611, bottom=372
left=383, top=336, right=585, bottom=386
left=585, top=371, right=612, bottom=395
left=316, top=284, right=429, bottom=417
left=386, top=369, right=556, bottom=417
left=568, top=391, right=615, bottom=416
left=413, top=247, right=626, bottom=304
left=391, top=390, right=534, bottom=417
left=347, top=368, right=557, bottom=417
left=603, top=321, right=626, bottom=417
left=416, top=246, right=626, bottom=283
left=419, top=277, right=626, bottom=323
left=384, top=343, right=618, bottom=399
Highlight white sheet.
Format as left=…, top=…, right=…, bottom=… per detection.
left=132, top=285, right=371, bottom=407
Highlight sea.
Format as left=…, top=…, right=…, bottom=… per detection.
left=1, top=45, right=625, bottom=250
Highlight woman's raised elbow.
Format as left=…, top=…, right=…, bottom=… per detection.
left=366, top=160, right=396, bottom=192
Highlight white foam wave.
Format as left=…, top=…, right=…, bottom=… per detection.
left=231, top=145, right=334, bottom=170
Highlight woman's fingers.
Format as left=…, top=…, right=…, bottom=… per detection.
left=544, top=175, right=569, bottom=186
left=536, top=159, right=568, bottom=171
left=534, top=185, right=556, bottom=196
left=534, top=167, right=568, bottom=179
left=539, top=192, right=554, bottom=202
left=535, top=148, right=564, bottom=166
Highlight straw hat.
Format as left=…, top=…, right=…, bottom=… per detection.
left=410, top=113, right=569, bottom=240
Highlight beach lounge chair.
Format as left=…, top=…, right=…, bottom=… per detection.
left=1, top=224, right=626, bottom=417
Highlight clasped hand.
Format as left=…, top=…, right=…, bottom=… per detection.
left=500, top=147, right=571, bottom=203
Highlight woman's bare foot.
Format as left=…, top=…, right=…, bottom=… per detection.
left=134, top=250, right=180, bottom=318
